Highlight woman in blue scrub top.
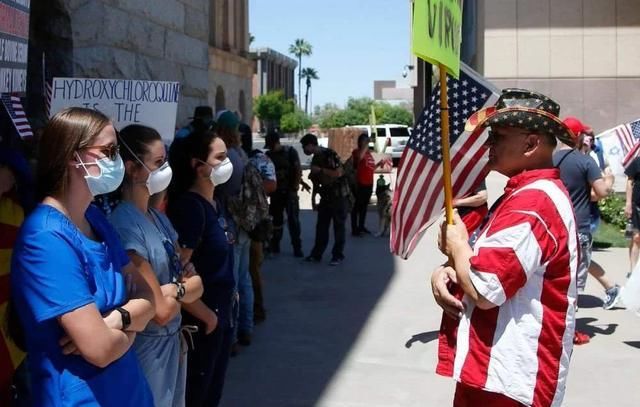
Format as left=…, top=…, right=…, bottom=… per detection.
left=10, top=108, right=156, bottom=406
left=109, top=124, right=204, bottom=406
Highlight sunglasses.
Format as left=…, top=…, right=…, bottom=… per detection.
left=218, top=216, right=235, bottom=245
left=80, top=144, right=120, bottom=161
left=487, top=130, right=530, bottom=144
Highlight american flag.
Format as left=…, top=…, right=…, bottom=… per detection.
left=621, top=119, right=640, bottom=167
left=390, top=64, right=499, bottom=259
left=43, top=52, right=53, bottom=118
left=1, top=93, right=33, bottom=139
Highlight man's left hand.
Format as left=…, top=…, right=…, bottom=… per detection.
left=438, top=210, right=469, bottom=257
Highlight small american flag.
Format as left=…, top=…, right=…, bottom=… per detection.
left=621, top=119, right=640, bottom=167
left=1, top=93, right=33, bottom=139
left=390, top=64, right=499, bottom=259
left=614, top=118, right=640, bottom=156
left=42, top=52, right=53, bottom=118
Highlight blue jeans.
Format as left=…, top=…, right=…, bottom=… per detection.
left=233, top=230, right=253, bottom=336
left=578, top=232, right=592, bottom=292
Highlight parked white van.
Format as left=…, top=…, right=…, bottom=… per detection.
left=348, top=124, right=411, bottom=166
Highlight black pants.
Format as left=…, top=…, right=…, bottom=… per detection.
left=310, top=197, right=347, bottom=260
left=269, top=191, right=302, bottom=251
left=185, top=324, right=234, bottom=407
left=351, top=184, right=373, bottom=232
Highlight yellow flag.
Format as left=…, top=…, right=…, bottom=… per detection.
left=412, top=0, right=463, bottom=78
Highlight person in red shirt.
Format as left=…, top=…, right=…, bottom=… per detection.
left=434, top=89, right=578, bottom=407
left=350, top=133, right=381, bottom=236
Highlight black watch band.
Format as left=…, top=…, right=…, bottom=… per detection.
left=172, top=281, right=186, bottom=302
left=115, top=307, right=131, bottom=330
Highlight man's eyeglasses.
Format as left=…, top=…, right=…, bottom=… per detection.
left=218, top=216, right=235, bottom=244
left=80, top=144, right=120, bottom=161
left=486, top=130, right=529, bottom=145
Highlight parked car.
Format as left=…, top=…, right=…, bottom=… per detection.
left=348, top=124, right=411, bottom=166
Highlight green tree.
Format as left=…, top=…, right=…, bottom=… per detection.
left=280, top=109, right=312, bottom=134
left=253, top=90, right=295, bottom=131
left=301, top=67, right=319, bottom=116
left=314, top=97, right=413, bottom=129
left=288, top=38, right=313, bottom=109
left=377, top=104, right=414, bottom=126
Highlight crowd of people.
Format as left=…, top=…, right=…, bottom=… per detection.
left=0, top=103, right=385, bottom=406
left=0, top=86, right=638, bottom=407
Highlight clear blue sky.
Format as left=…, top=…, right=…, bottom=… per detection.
left=249, top=0, right=411, bottom=109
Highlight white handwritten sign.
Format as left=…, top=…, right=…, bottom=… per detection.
left=50, top=78, right=181, bottom=144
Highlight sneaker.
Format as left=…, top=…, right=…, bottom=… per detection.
left=304, top=256, right=321, bottom=263
left=603, top=285, right=622, bottom=310
left=329, top=256, right=344, bottom=266
left=352, top=231, right=362, bottom=237
left=293, top=248, right=304, bottom=258
left=573, top=330, right=591, bottom=345
left=237, top=332, right=252, bottom=347
left=360, top=227, right=372, bottom=235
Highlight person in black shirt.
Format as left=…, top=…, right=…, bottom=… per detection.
left=556, top=117, right=619, bottom=312
left=265, top=132, right=310, bottom=257
left=301, top=133, right=349, bottom=266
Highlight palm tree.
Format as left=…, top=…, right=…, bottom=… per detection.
left=288, top=38, right=313, bottom=108
left=301, top=67, right=319, bottom=115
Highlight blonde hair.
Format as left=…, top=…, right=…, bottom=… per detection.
left=36, top=107, right=111, bottom=200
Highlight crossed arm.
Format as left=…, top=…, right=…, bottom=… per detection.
left=58, top=262, right=155, bottom=368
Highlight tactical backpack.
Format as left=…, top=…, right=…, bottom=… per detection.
left=228, top=159, right=273, bottom=241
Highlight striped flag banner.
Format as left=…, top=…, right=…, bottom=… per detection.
left=595, top=118, right=640, bottom=191
left=43, top=52, right=53, bottom=118
left=621, top=119, right=640, bottom=168
left=390, top=63, right=499, bottom=259
left=1, top=93, right=33, bottom=139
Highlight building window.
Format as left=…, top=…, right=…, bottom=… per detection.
left=208, top=0, right=216, bottom=46
left=215, top=86, right=226, bottom=112
left=222, top=0, right=230, bottom=51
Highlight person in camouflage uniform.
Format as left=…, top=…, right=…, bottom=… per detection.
left=300, top=133, right=350, bottom=266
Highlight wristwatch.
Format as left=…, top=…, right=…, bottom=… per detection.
left=172, top=281, right=186, bottom=302
left=115, top=307, right=131, bottom=330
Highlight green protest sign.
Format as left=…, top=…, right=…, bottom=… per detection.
left=412, top=0, right=463, bottom=78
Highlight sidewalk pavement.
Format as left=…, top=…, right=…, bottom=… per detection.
left=222, top=171, right=640, bottom=407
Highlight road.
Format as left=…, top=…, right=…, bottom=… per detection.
left=221, top=171, right=640, bottom=407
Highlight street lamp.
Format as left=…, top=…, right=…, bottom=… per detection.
left=402, top=64, right=415, bottom=78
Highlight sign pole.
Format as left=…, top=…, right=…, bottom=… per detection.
left=438, top=64, right=454, bottom=225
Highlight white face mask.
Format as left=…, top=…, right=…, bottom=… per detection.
left=145, top=161, right=173, bottom=195
left=119, top=138, right=172, bottom=195
left=75, top=152, right=125, bottom=196
left=206, top=158, right=233, bottom=186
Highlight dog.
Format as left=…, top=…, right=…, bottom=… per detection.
left=375, top=184, right=393, bottom=237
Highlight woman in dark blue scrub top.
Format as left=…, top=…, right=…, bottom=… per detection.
left=10, top=108, right=156, bottom=406
left=167, top=128, right=235, bottom=407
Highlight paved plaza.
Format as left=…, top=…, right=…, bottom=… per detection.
left=222, top=172, right=640, bottom=407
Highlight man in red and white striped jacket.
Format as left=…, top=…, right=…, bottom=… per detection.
left=433, top=89, right=579, bottom=407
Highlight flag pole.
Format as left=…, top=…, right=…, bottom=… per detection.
left=438, top=63, right=454, bottom=225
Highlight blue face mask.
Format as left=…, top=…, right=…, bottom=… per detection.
left=75, top=152, right=125, bottom=196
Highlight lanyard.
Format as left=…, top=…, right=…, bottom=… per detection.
left=148, top=209, right=182, bottom=282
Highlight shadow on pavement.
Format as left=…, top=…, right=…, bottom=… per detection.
left=221, top=208, right=395, bottom=406
left=577, top=294, right=604, bottom=309
left=576, top=317, right=618, bottom=339
left=623, top=341, right=640, bottom=350
left=405, top=330, right=439, bottom=349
